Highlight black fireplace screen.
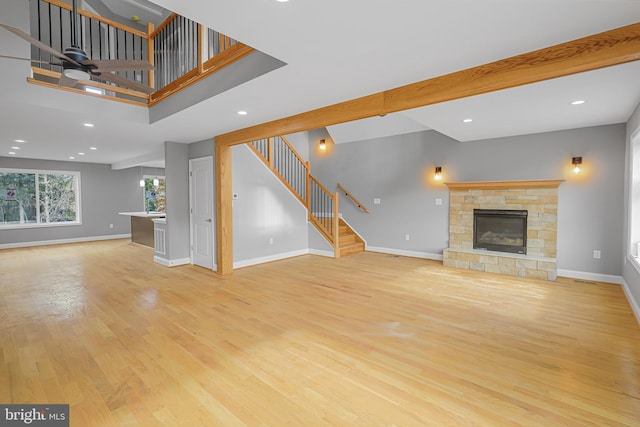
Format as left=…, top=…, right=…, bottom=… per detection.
left=473, top=209, right=527, bottom=254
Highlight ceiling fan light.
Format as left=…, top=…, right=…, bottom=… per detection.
left=63, top=68, right=90, bottom=81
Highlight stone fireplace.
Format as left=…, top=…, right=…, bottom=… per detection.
left=443, top=180, right=563, bottom=281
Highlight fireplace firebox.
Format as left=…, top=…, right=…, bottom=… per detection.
left=473, top=209, right=527, bottom=254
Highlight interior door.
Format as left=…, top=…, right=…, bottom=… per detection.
left=190, top=156, right=214, bottom=269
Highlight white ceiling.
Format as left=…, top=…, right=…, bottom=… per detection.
left=1, top=0, right=639, bottom=167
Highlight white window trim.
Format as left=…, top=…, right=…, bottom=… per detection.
left=0, top=167, right=82, bottom=229
left=628, top=123, right=640, bottom=273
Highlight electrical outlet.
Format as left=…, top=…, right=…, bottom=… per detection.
left=405, top=234, right=410, bottom=241
left=109, top=224, right=114, bottom=229
left=593, top=250, right=601, bottom=259
left=374, top=198, right=381, bottom=205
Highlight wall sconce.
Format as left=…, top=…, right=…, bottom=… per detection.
left=319, top=139, right=327, bottom=152
left=434, top=166, right=443, bottom=181
left=572, top=156, right=582, bottom=173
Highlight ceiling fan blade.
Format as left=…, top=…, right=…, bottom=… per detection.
left=91, top=72, right=155, bottom=95
left=0, top=54, right=61, bottom=66
left=0, top=23, right=81, bottom=66
left=84, top=59, right=154, bottom=72
left=59, top=72, right=79, bottom=89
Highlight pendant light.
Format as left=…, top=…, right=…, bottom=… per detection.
left=153, top=167, right=159, bottom=187
left=139, top=166, right=145, bottom=187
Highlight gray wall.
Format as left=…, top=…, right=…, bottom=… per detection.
left=0, top=156, right=141, bottom=245
left=232, top=144, right=309, bottom=265
left=188, top=138, right=214, bottom=160
left=309, top=124, right=626, bottom=276
left=164, top=141, right=190, bottom=261
left=623, top=101, right=640, bottom=313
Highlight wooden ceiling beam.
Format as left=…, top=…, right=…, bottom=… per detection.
left=216, top=22, right=640, bottom=147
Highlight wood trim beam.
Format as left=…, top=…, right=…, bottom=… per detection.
left=216, top=143, right=233, bottom=275
left=216, top=22, right=640, bottom=147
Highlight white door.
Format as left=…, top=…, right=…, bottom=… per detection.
left=190, top=157, right=214, bottom=269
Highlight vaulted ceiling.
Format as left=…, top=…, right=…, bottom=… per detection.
left=1, top=0, right=639, bottom=167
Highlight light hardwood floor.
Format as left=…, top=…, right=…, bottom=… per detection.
left=1, top=240, right=639, bottom=426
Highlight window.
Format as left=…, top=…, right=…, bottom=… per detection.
left=630, top=128, right=640, bottom=262
left=143, top=176, right=166, bottom=213
left=0, top=169, right=81, bottom=228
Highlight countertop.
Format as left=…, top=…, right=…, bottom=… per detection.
left=118, top=211, right=166, bottom=218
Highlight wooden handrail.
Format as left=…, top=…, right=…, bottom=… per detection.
left=337, top=183, right=370, bottom=213
left=310, top=175, right=333, bottom=197
left=45, top=0, right=149, bottom=38
left=247, top=138, right=340, bottom=251
left=150, top=12, right=179, bottom=37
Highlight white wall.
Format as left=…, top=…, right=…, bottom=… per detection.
left=231, top=144, right=310, bottom=267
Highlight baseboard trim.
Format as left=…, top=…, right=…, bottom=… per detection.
left=0, top=234, right=131, bottom=250
left=621, top=278, right=640, bottom=326
left=557, top=269, right=623, bottom=285
left=153, top=256, right=191, bottom=267
left=309, top=249, right=334, bottom=258
left=234, top=249, right=309, bottom=269
left=366, top=246, right=443, bottom=261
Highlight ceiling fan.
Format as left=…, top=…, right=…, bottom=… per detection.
left=0, top=0, right=154, bottom=94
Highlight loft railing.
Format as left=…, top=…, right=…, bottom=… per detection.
left=149, top=14, right=251, bottom=104
left=337, top=183, right=370, bottom=213
left=27, top=0, right=253, bottom=105
left=31, top=0, right=150, bottom=101
left=248, top=137, right=340, bottom=251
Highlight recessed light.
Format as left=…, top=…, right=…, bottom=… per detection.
left=237, top=110, right=248, bottom=116
left=11, top=146, right=20, bottom=150
left=90, top=147, right=97, bottom=150
left=78, top=152, right=85, bottom=155
left=571, top=100, right=586, bottom=105
left=14, top=139, right=25, bottom=143
left=463, top=118, right=473, bottom=123
left=8, top=151, right=16, bottom=155
left=69, top=156, right=75, bottom=160
left=85, top=87, right=104, bottom=95
left=83, top=123, right=95, bottom=127
left=276, top=0, right=289, bottom=2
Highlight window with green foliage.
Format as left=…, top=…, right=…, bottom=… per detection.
left=0, top=169, right=81, bottom=228
left=143, top=176, right=166, bottom=213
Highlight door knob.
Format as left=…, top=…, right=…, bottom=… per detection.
left=206, top=218, right=212, bottom=223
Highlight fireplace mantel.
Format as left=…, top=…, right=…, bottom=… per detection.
left=444, top=179, right=564, bottom=191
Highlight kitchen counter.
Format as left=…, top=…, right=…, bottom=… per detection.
left=119, top=212, right=165, bottom=247
left=118, top=211, right=166, bottom=218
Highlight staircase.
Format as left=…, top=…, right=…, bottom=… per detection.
left=338, top=219, right=365, bottom=256
left=247, top=136, right=365, bottom=257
